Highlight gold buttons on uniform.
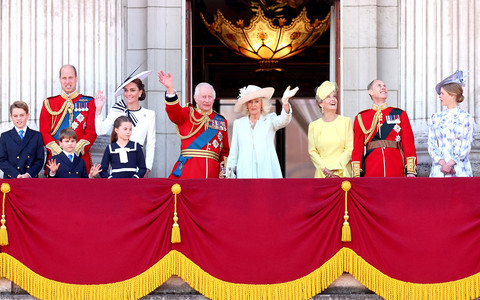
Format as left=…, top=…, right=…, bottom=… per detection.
left=17, top=166, right=20, bottom=169
left=68, top=172, right=71, bottom=174
left=17, top=156, right=20, bottom=159
left=27, top=166, right=30, bottom=169
left=27, top=156, right=30, bottom=158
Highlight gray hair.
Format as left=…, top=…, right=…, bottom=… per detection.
left=367, top=79, right=378, bottom=91
left=194, top=82, right=216, bottom=99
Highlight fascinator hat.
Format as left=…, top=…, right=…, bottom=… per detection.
left=435, top=70, right=468, bottom=95
left=114, top=69, right=152, bottom=97
left=315, top=81, right=338, bottom=101
left=234, top=85, right=275, bottom=113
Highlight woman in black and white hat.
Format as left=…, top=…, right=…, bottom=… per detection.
left=226, top=85, right=298, bottom=178
left=95, top=70, right=156, bottom=176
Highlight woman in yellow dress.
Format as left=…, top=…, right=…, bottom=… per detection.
left=308, top=81, right=353, bottom=178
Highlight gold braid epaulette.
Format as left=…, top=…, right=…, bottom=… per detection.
left=44, top=98, right=69, bottom=116
left=357, top=110, right=383, bottom=145
left=45, top=97, right=74, bottom=136
left=176, top=107, right=211, bottom=140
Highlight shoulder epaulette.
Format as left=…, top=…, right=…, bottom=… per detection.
left=213, top=110, right=226, bottom=119
left=46, top=95, right=60, bottom=100
left=358, top=109, right=371, bottom=115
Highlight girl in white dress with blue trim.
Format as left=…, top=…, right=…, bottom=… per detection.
left=428, top=71, right=474, bottom=177
left=100, top=116, right=147, bottom=178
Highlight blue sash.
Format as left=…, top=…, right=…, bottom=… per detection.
left=172, top=114, right=224, bottom=177
left=53, top=96, right=93, bottom=140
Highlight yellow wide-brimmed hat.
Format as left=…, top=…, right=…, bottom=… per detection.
left=234, top=85, right=275, bottom=113
left=315, top=81, right=337, bottom=101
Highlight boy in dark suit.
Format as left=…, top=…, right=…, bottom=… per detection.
left=46, top=128, right=101, bottom=178
left=0, top=101, right=45, bottom=179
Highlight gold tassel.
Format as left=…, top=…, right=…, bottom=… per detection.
left=171, top=184, right=182, bottom=244
left=341, top=181, right=351, bottom=242
left=0, top=183, right=11, bottom=246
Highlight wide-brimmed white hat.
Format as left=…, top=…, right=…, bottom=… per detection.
left=114, top=70, right=152, bottom=97
left=234, top=85, right=275, bottom=113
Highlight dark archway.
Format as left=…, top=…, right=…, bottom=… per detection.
left=186, top=0, right=340, bottom=177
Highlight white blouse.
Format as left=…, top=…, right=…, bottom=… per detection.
left=95, top=100, right=156, bottom=169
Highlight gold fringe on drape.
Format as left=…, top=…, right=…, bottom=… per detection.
left=171, top=250, right=344, bottom=300
left=2, top=249, right=480, bottom=300
left=0, top=252, right=174, bottom=300
left=0, top=251, right=344, bottom=300
left=340, top=247, right=480, bottom=300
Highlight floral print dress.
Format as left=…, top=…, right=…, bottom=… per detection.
left=428, top=107, right=474, bottom=177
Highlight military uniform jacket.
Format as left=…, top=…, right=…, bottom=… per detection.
left=49, top=152, right=88, bottom=178
left=40, top=91, right=97, bottom=172
left=352, top=103, right=417, bottom=177
left=0, top=127, right=45, bottom=179
left=166, top=94, right=229, bottom=179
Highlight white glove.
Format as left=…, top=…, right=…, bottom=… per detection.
left=282, top=86, right=299, bottom=104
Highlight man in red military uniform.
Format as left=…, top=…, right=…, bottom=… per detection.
left=352, top=80, right=417, bottom=177
left=158, top=70, right=229, bottom=179
left=40, top=65, right=97, bottom=173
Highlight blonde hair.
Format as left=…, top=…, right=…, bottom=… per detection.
left=239, top=97, right=272, bottom=116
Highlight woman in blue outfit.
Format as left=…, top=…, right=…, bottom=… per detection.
left=428, top=70, right=475, bottom=177
left=100, top=116, right=147, bottom=178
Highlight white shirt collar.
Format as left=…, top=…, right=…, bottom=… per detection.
left=14, top=126, right=27, bottom=134
left=63, top=150, right=75, bottom=157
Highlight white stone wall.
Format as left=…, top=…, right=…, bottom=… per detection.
left=0, top=0, right=122, bottom=129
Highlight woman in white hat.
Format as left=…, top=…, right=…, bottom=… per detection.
left=308, top=81, right=353, bottom=178
left=428, top=71, right=474, bottom=177
left=226, top=85, right=298, bottom=178
left=94, top=71, right=156, bottom=176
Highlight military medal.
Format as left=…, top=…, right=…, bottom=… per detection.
left=386, top=115, right=400, bottom=124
